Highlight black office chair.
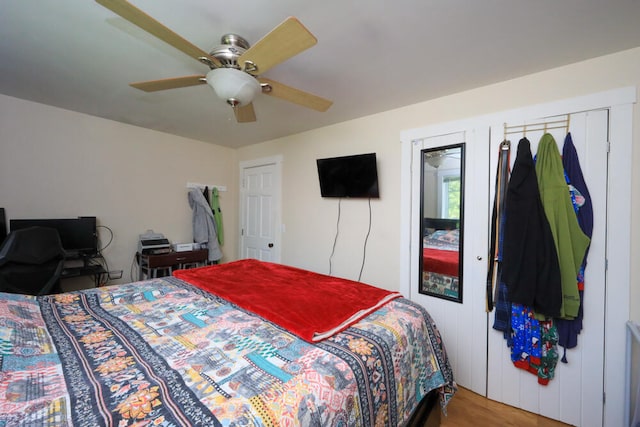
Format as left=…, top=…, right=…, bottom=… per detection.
left=0, top=226, right=65, bottom=295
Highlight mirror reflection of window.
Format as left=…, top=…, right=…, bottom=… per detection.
left=441, top=173, right=461, bottom=218
left=420, top=144, right=465, bottom=303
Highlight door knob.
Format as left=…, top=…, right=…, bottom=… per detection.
left=268, top=243, right=274, bottom=248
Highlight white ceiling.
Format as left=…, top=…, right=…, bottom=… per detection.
left=2, top=1, right=640, bottom=148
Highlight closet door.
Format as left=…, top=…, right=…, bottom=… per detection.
left=409, top=128, right=490, bottom=396
left=486, top=111, right=608, bottom=426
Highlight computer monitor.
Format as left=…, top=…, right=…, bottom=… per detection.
left=9, top=216, right=97, bottom=258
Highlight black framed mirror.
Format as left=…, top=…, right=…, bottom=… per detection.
left=419, top=143, right=465, bottom=302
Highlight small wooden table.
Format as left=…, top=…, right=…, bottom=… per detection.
left=138, top=249, right=208, bottom=280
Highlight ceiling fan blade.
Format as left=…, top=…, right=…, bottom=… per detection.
left=237, top=17, right=317, bottom=75
left=130, top=75, right=206, bottom=92
left=95, top=0, right=221, bottom=67
left=234, top=103, right=257, bottom=123
left=259, top=78, right=332, bottom=112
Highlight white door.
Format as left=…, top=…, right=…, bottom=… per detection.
left=240, top=158, right=281, bottom=262
left=409, top=129, right=490, bottom=397
left=486, top=110, right=608, bottom=426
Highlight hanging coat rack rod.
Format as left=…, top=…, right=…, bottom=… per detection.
left=186, top=182, right=227, bottom=192
left=503, top=115, right=570, bottom=139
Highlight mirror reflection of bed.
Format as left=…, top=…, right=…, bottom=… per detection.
left=422, top=218, right=460, bottom=298
left=420, top=144, right=464, bottom=302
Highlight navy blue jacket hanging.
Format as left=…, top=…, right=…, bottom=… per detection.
left=556, top=132, right=593, bottom=359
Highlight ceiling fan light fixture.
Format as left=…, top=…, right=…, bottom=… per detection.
left=425, top=152, right=446, bottom=168
left=206, top=68, right=260, bottom=107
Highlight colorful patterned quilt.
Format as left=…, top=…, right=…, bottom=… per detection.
left=0, top=277, right=455, bottom=426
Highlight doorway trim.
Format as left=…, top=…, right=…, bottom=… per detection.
left=400, top=86, right=635, bottom=426
left=238, top=155, right=283, bottom=262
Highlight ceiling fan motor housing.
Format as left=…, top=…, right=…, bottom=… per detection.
left=209, top=34, right=250, bottom=69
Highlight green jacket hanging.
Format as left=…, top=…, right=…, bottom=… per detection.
left=210, top=187, right=224, bottom=246
left=535, top=133, right=590, bottom=319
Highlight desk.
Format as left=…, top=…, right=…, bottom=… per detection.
left=138, top=249, right=208, bottom=280
left=61, top=264, right=107, bottom=287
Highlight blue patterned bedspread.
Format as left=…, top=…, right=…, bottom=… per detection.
left=0, top=277, right=455, bottom=426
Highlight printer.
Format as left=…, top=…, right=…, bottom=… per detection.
left=138, top=230, right=171, bottom=255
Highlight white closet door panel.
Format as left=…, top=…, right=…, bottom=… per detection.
left=537, top=368, right=562, bottom=419
left=486, top=110, right=607, bottom=426
left=410, top=129, right=489, bottom=396
left=464, top=127, right=492, bottom=394
left=488, top=343, right=520, bottom=407
left=571, top=110, right=607, bottom=426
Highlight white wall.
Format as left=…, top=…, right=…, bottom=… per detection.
left=236, top=118, right=403, bottom=290
left=238, top=47, right=640, bottom=320
left=0, top=94, right=238, bottom=288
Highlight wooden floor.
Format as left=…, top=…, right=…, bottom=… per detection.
left=439, top=387, right=572, bottom=426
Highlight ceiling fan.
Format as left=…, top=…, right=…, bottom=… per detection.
left=95, top=0, right=333, bottom=123
left=424, top=148, right=461, bottom=169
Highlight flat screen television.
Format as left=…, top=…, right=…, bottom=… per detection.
left=9, top=216, right=98, bottom=258
left=316, top=153, right=380, bottom=198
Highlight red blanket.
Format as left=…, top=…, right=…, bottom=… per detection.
left=423, top=248, right=459, bottom=277
left=173, top=259, right=401, bottom=342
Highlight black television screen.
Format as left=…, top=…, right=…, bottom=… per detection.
left=9, top=217, right=97, bottom=258
left=316, top=153, right=380, bottom=198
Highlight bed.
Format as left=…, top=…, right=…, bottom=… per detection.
left=421, top=218, right=460, bottom=298
left=0, top=259, right=455, bottom=426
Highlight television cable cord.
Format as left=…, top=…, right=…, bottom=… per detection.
left=97, top=225, right=113, bottom=252
left=358, top=197, right=372, bottom=282
left=328, top=198, right=341, bottom=275
left=95, top=225, right=116, bottom=284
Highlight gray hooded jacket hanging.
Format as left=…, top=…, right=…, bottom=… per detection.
left=188, top=188, right=222, bottom=262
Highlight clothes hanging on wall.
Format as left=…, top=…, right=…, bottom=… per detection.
left=210, top=187, right=224, bottom=246
left=500, top=131, right=594, bottom=383
left=563, top=133, right=593, bottom=240
left=489, top=141, right=512, bottom=342
left=502, top=137, right=562, bottom=318
left=555, top=132, right=594, bottom=361
left=188, top=188, right=222, bottom=262
left=510, top=303, right=559, bottom=385
left=487, top=140, right=511, bottom=313
left=203, top=186, right=210, bottom=204
left=502, top=136, right=565, bottom=385
left=535, top=134, right=590, bottom=320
